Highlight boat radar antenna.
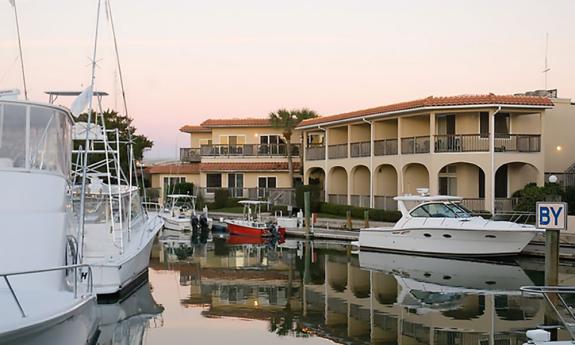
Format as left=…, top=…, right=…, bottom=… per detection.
left=543, top=33, right=551, bottom=90
left=416, top=188, right=430, bottom=196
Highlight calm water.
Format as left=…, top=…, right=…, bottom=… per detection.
left=134, top=230, right=575, bottom=345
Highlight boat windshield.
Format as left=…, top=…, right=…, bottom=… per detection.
left=0, top=102, right=72, bottom=175
left=410, top=202, right=471, bottom=218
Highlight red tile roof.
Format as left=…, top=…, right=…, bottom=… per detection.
left=148, top=162, right=299, bottom=174
left=201, top=118, right=271, bottom=127
left=179, top=125, right=211, bottom=133
left=298, top=94, right=554, bottom=128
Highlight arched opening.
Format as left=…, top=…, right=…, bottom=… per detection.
left=403, top=163, right=429, bottom=195
left=494, top=162, right=539, bottom=211
left=306, top=167, right=325, bottom=190
left=438, top=162, right=486, bottom=211
left=328, top=166, right=348, bottom=205
left=351, top=165, right=370, bottom=207
left=374, top=164, right=398, bottom=210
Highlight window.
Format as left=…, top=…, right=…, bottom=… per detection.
left=258, top=176, right=277, bottom=198
left=163, top=176, right=185, bottom=197
left=206, top=173, right=222, bottom=192
left=228, top=173, right=244, bottom=197
left=439, top=165, right=456, bottom=196
left=410, top=202, right=469, bottom=218
left=495, top=113, right=510, bottom=136
left=480, top=112, right=489, bottom=138
left=260, top=135, right=285, bottom=155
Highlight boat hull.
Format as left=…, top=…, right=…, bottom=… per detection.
left=162, top=216, right=191, bottom=231
left=358, top=227, right=539, bottom=257
left=226, top=222, right=271, bottom=237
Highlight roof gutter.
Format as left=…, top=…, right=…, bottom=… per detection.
left=297, top=103, right=553, bottom=130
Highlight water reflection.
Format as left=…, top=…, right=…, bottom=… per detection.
left=150, top=233, right=559, bottom=345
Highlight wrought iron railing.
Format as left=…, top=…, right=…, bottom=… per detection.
left=434, top=134, right=489, bottom=152
left=374, top=195, right=397, bottom=211
left=179, top=148, right=201, bottom=162
left=401, top=136, right=430, bottom=154
left=306, top=145, right=326, bottom=161
left=494, top=134, right=541, bottom=152
left=328, top=194, right=348, bottom=205
left=350, top=194, right=370, bottom=207
left=374, top=139, right=398, bottom=156
left=328, top=144, right=348, bottom=159
left=197, top=144, right=300, bottom=157
left=350, top=141, right=371, bottom=158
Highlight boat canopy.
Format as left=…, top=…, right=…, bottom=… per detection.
left=0, top=100, right=73, bottom=176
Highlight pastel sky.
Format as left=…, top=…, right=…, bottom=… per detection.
left=1, top=0, right=574, bottom=159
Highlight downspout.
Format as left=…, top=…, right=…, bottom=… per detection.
left=490, top=106, right=502, bottom=216
left=362, top=118, right=374, bottom=208
left=317, top=125, right=328, bottom=202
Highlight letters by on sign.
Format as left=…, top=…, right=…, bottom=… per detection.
left=536, top=202, right=568, bottom=230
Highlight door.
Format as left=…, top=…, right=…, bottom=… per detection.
left=258, top=177, right=276, bottom=198
left=228, top=173, right=244, bottom=198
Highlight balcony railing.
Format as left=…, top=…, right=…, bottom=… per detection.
left=328, top=144, right=348, bottom=159
left=180, top=148, right=201, bottom=162
left=495, top=134, right=540, bottom=152
left=460, top=198, right=486, bottom=211
left=350, top=141, right=371, bottom=158
left=199, top=144, right=300, bottom=157
left=328, top=194, right=347, bottom=205
left=434, top=134, right=489, bottom=153
left=350, top=194, right=370, bottom=208
left=374, top=195, right=397, bottom=211
left=401, top=136, right=430, bottom=154
left=306, top=145, right=326, bottom=161
left=374, top=139, right=398, bottom=156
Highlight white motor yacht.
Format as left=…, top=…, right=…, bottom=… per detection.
left=0, top=99, right=98, bottom=344
left=358, top=191, right=542, bottom=256
left=72, top=112, right=163, bottom=298
left=161, top=194, right=196, bottom=231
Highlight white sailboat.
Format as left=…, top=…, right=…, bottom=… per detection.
left=0, top=99, right=98, bottom=344
left=358, top=190, right=542, bottom=256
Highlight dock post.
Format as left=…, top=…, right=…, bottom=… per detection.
left=346, top=210, right=352, bottom=230
left=304, top=191, right=311, bottom=239
left=364, top=210, right=369, bottom=228
left=545, top=228, right=560, bottom=340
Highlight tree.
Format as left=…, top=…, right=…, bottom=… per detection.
left=75, top=109, right=153, bottom=176
left=269, top=108, right=318, bottom=188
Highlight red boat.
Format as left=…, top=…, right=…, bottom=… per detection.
left=224, top=200, right=285, bottom=237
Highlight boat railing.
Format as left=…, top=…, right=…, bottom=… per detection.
left=142, top=201, right=162, bottom=214
left=521, top=286, right=575, bottom=340
left=0, top=264, right=94, bottom=318
left=493, top=211, right=536, bottom=224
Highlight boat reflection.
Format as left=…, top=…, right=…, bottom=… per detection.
left=152, top=238, right=547, bottom=345
left=95, top=282, right=163, bottom=345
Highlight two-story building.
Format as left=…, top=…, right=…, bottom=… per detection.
left=297, top=93, right=574, bottom=214
left=148, top=118, right=301, bottom=202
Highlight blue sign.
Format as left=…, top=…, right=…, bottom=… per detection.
left=536, top=202, right=568, bottom=230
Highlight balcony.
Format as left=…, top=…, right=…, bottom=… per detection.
left=374, top=139, right=398, bottom=156
left=435, top=134, right=489, bottom=153
left=401, top=136, right=430, bottom=154
left=199, top=144, right=300, bottom=157
left=328, top=144, right=348, bottom=159
left=495, top=134, right=540, bottom=152
left=180, top=148, right=201, bottom=162
left=350, top=141, right=371, bottom=158
left=306, top=145, right=326, bottom=161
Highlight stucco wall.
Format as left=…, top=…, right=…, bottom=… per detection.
left=328, top=126, right=348, bottom=145
left=190, top=132, right=212, bottom=148
left=374, top=165, right=398, bottom=195
left=329, top=167, right=348, bottom=194
left=544, top=98, right=575, bottom=172
left=511, top=112, right=541, bottom=134
left=351, top=166, right=370, bottom=195
left=374, top=119, right=398, bottom=140
left=400, top=115, right=429, bottom=137
left=209, top=127, right=300, bottom=145
left=350, top=124, right=370, bottom=143
left=403, top=164, right=429, bottom=194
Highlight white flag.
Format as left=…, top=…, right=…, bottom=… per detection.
left=8, top=0, right=15, bottom=7
left=70, top=85, right=93, bottom=117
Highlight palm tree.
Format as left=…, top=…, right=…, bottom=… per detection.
left=269, top=108, right=318, bottom=188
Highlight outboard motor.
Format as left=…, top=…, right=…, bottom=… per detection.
left=199, top=214, right=209, bottom=243
left=191, top=214, right=199, bottom=239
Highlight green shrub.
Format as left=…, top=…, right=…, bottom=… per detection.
left=213, top=189, right=229, bottom=209
left=295, top=184, right=322, bottom=212
left=513, top=182, right=564, bottom=212
left=318, top=202, right=401, bottom=222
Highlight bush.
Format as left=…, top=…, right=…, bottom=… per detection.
left=318, top=202, right=401, bottom=222
left=295, top=184, right=322, bottom=212
left=270, top=204, right=289, bottom=216
left=172, top=182, right=194, bottom=195
left=512, top=182, right=564, bottom=212
left=213, top=189, right=229, bottom=209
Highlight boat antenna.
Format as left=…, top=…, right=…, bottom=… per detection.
left=78, top=0, right=103, bottom=263
left=9, top=0, right=28, bottom=100
left=543, top=32, right=551, bottom=90
left=105, top=0, right=129, bottom=118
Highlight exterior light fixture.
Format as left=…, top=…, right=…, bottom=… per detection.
left=556, top=145, right=562, bottom=151
left=548, top=175, right=558, bottom=183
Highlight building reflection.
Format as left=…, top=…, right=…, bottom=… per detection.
left=152, top=235, right=550, bottom=344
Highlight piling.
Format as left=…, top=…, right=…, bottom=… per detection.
left=346, top=210, right=352, bottom=230
left=364, top=210, right=369, bottom=228
left=545, top=228, right=561, bottom=340
left=304, top=191, right=311, bottom=239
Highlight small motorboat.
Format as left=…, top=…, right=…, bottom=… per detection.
left=161, top=194, right=196, bottom=231
left=358, top=189, right=543, bottom=257
left=225, top=200, right=285, bottom=237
